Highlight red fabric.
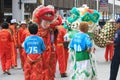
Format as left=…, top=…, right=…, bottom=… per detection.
left=49, top=46, right=57, bottom=77
left=57, top=27, right=66, bottom=43
left=56, top=26, right=68, bottom=74
left=37, top=25, right=55, bottom=80
left=18, top=29, right=29, bottom=68
left=50, top=15, right=62, bottom=29
left=56, top=45, right=68, bottom=74
left=20, top=49, right=27, bottom=68
left=17, top=27, right=25, bottom=47
left=104, top=44, right=114, bottom=61
left=21, top=29, right=30, bottom=43
left=9, top=25, right=18, bottom=67
left=1, top=50, right=11, bottom=72
left=32, top=7, right=55, bottom=23
left=24, top=54, right=43, bottom=80
left=11, top=41, right=17, bottom=67
left=18, top=27, right=25, bottom=67
left=0, top=29, right=12, bottom=72
left=9, top=25, right=18, bottom=46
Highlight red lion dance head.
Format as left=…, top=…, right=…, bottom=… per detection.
left=32, top=5, right=62, bottom=30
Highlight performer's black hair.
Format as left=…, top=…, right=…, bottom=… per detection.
left=28, top=23, right=38, bottom=34
left=1, top=22, right=9, bottom=29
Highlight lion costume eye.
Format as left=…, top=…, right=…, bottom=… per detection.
left=45, top=13, right=52, bottom=17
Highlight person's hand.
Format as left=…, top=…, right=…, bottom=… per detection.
left=106, top=40, right=114, bottom=44
left=92, top=47, right=96, bottom=53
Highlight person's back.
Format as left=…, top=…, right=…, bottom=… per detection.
left=23, top=35, right=45, bottom=54
left=0, top=29, right=12, bottom=50
left=69, top=22, right=93, bottom=80
left=23, top=22, right=46, bottom=80
left=0, top=22, right=12, bottom=75
left=70, top=32, right=91, bottom=52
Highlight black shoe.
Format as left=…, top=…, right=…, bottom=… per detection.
left=61, top=73, right=67, bottom=78
left=6, top=71, right=11, bottom=75
left=3, top=72, right=7, bottom=74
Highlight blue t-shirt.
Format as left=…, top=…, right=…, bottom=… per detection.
left=23, top=35, right=46, bottom=54
left=69, top=32, right=92, bottom=52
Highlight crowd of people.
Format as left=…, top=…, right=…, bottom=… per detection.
left=0, top=17, right=69, bottom=80
left=0, top=13, right=120, bottom=80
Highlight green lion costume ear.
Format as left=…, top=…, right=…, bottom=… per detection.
left=91, top=10, right=100, bottom=23
left=81, top=10, right=100, bottom=23
left=68, top=7, right=80, bottom=23
left=81, top=12, right=91, bottom=22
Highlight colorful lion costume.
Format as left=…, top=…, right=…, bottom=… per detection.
left=64, top=5, right=100, bottom=80
left=32, top=5, right=62, bottom=80
left=64, top=4, right=116, bottom=80
left=64, top=4, right=100, bottom=41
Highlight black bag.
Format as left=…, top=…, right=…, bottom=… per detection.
left=63, top=41, right=69, bottom=48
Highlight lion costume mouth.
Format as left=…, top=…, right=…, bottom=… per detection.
left=32, top=6, right=55, bottom=23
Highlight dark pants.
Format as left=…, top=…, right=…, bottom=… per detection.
left=109, top=49, right=120, bottom=80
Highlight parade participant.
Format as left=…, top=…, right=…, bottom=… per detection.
left=104, top=19, right=115, bottom=61
left=17, top=20, right=28, bottom=68
left=109, top=17, right=120, bottom=80
left=49, top=11, right=64, bottom=78
left=32, top=5, right=60, bottom=80
left=22, top=23, right=46, bottom=80
left=9, top=19, right=18, bottom=68
left=0, top=22, right=12, bottom=75
left=69, top=22, right=93, bottom=80
left=55, top=24, right=68, bottom=77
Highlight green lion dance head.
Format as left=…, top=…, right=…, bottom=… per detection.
left=64, top=5, right=100, bottom=41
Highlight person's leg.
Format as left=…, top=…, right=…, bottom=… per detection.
left=1, top=52, right=6, bottom=72
left=11, top=42, right=17, bottom=67
left=105, top=45, right=109, bottom=61
left=31, top=58, right=43, bottom=80
left=109, top=56, right=119, bottom=80
left=49, top=49, right=57, bottom=78
left=56, top=46, right=67, bottom=77
left=5, top=50, right=12, bottom=75
left=24, top=58, right=31, bottom=80
left=64, top=48, right=69, bottom=71
left=110, top=45, right=114, bottom=61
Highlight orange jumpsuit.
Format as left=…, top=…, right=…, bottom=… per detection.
left=20, top=29, right=30, bottom=68
left=18, top=27, right=28, bottom=68
left=48, top=15, right=63, bottom=78
left=0, top=29, right=12, bottom=72
left=37, top=27, right=53, bottom=80
left=56, top=26, right=68, bottom=74
left=9, top=25, right=17, bottom=67
left=24, top=54, right=43, bottom=80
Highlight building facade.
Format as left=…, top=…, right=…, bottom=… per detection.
left=1, top=0, right=120, bottom=22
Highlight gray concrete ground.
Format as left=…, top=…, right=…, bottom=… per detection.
left=0, top=46, right=120, bottom=80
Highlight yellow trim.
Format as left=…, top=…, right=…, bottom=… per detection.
left=57, top=43, right=63, bottom=46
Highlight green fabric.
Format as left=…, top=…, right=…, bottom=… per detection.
left=76, top=51, right=90, bottom=61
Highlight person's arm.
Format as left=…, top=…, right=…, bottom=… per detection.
left=85, top=35, right=92, bottom=53
left=41, top=39, right=46, bottom=51
left=22, top=38, right=27, bottom=51
left=114, top=30, right=120, bottom=47
left=69, top=38, right=74, bottom=50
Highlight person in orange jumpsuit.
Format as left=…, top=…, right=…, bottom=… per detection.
left=0, top=22, right=12, bottom=75
left=23, top=23, right=46, bottom=80
left=49, top=14, right=65, bottom=78
left=55, top=25, right=68, bottom=77
left=104, top=19, right=115, bottom=61
left=20, top=25, right=30, bottom=70
left=9, top=19, right=18, bottom=67
left=18, top=21, right=28, bottom=68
